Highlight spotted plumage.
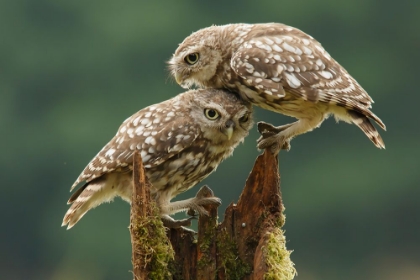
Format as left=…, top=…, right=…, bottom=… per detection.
left=62, top=89, right=253, bottom=229
left=168, top=23, right=386, bottom=153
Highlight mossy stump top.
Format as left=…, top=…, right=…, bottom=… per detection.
left=131, top=151, right=296, bottom=280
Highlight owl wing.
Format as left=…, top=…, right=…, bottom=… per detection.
left=70, top=108, right=199, bottom=191
left=230, top=33, right=375, bottom=112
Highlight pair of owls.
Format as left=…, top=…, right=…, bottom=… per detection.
left=63, top=23, right=385, bottom=229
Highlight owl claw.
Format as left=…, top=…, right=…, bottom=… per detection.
left=257, top=133, right=291, bottom=154
left=162, top=215, right=196, bottom=228
left=189, top=197, right=221, bottom=217
left=185, top=185, right=221, bottom=216
left=186, top=207, right=198, bottom=217
left=257, top=121, right=294, bottom=153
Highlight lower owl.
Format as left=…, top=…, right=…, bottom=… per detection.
left=168, top=23, right=386, bottom=153
left=62, top=89, right=253, bottom=229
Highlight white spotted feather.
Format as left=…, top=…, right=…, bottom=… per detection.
left=168, top=23, right=386, bottom=152
left=63, top=89, right=253, bottom=229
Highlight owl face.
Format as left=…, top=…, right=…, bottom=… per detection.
left=168, top=27, right=224, bottom=89
left=188, top=89, right=253, bottom=145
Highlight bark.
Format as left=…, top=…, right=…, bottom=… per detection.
left=131, top=151, right=295, bottom=279
left=130, top=151, right=153, bottom=279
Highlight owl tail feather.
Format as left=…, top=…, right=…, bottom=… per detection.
left=62, top=179, right=111, bottom=229
left=348, top=110, right=385, bottom=149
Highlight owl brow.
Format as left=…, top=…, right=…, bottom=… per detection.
left=238, top=108, right=251, bottom=118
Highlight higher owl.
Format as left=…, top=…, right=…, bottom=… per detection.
left=168, top=23, right=386, bottom=153
left=62, top=89, right=253, bottom=229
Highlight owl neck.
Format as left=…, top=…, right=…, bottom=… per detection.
left=200, top=25, right=252, bottom=89
left=204, top=61, right=237, bottom=89
left=216, top=25, right=253, bottom=87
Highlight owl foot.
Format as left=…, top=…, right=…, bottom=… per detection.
left=187, top=185, right=221, bottom=217
left=257, top=121, right=294, bottom=153
left=257, top=131, right=291, bottom=154
left=161, top=186, right=220, bottom=230
left=161, top=215, right=196, bottom=229
left=159, top=185, right=221, bottom=228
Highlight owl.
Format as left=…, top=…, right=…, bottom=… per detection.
left=62, top=89, right=253, bottom=229
left=168, top=23, right=386, bottom=153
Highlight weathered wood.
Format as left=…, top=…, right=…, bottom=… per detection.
left=130, top=151, right=152, bottom=280
left=167, top=228, right=197, bottom=280
left=216, top=150, right=284, bottom=280
left=252, top=233, right=269, bottom=279
left=196, top=186, right=218, bottom=280
left=130, top=150, right=295, bottom=279
left=130, top=151, right=174, bottom=280
left=233, top=150, right=283, bottom=271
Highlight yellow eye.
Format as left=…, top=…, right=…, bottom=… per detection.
left=184, top=53, right=199, bottom=65
left=239, top=114, right=249, bottom=123
left=204, top=108, right=220, bottom=120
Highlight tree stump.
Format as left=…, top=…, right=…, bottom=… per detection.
left=130, top=151, right=174, bottom=280
left=131, top=151, right=296, bottom=279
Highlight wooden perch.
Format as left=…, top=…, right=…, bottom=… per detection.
left=130, top=151, right=174, bottom=280
left=131, top=151, right=296, bottom=279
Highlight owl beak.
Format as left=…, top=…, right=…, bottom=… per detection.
left=175, top=72, right=184, bottom=85
left=224, top=120, right=236, bottom=140
left=175, top=73, right=190, bottom=89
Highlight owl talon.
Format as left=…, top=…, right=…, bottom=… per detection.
left=161, top=215, right=196, bottom=228
left=187, top=185, right=219, bottom=216
left=257, top=133, right=291, bottom=154
left=187, top=208, right=197, bottom=217
left=189, top=196, right=221, bottom=217
left=283, top=140, right=291, bottom=151
left=257, top=121, right=294, bottom=153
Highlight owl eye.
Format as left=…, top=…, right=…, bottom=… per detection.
left=184, top=53, right=199, bottom=65
left=239, top=114, right=249, bottom=123
left=204, top=108, right=220, bottom=120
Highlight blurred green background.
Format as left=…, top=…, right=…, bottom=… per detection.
left=2, top=0, right=419, bottom=279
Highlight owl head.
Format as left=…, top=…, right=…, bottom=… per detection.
left=186, top=89, right=253, bottom=146
left=168, top=26, right=229, bottom=89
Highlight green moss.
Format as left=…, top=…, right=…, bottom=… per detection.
left=200, top=218, right=217, bottom=254
left=196, top=209, right=219, bottom=271
left=263, top=226, right=296, bottom=280
left=217, top=229, right=252, bottom=280
left=274, top=213, right=285, bottom=228
left=131, top=203, right=174, bottom=280
left=167, top=260, right=180, bottom=280
left=197, top=230, right=213, bottom=270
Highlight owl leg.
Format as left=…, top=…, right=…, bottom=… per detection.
left=257, top=117, right=324, bottom=154
left=158, top=185, right=221, bottom=218
left=257, top=121, right=296, bottom=150
left=159, top=195, right=220, bottom=230
left=161, top=214, right=196, bottom=229
left=160, top=196, right=221, bottom=217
